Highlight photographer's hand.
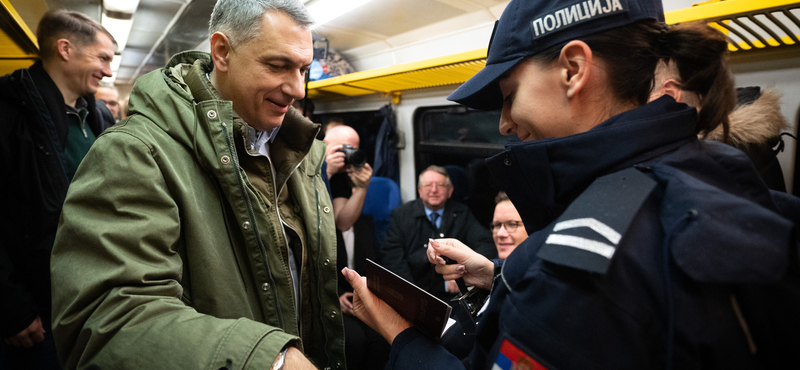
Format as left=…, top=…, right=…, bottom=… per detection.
left=325, top=144, right=345, bottom=179
left=348, top=163, right=372, bottom=189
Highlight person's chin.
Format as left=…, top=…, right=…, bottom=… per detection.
left=252, top=115, right=285, bottom=131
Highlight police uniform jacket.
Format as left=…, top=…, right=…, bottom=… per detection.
left=384, top=96, right=800, bottom=369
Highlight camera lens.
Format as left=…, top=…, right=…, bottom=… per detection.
left=338, top=144, right=366, bottom=168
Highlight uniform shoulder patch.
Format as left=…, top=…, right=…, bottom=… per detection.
left=493, top=339, right=550, bottom=370
left=537, top=167, right=657, bottom=274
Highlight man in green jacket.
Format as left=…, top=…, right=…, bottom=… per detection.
left=51, top=1, right=344, bottom=369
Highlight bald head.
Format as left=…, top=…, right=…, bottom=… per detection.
left=324, top=125, right=360, bottom=154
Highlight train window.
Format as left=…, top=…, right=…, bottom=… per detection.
left=414, top=105, right=520, bottom=227
left=315, top=110, right=385, bottom=166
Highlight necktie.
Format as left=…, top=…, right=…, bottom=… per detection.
left=429, top=212, right=440, bottom=229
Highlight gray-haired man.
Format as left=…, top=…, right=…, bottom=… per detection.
left=51, top=1, right=343, bottom=369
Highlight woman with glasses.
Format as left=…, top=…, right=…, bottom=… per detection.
left=342, top=0, right=799, bottom=368
left=490, top=192, right=527, bottom=260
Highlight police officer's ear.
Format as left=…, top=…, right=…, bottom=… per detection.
left=210, top=32, right=232, bottom=72
left=558, top=40, right=593, bottom=99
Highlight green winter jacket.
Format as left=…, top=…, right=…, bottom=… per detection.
left=51, top=51, right=345, bottom=370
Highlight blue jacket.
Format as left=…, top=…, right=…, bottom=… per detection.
left=385, top=97, right=800, bottom=369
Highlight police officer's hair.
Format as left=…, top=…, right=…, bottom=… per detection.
left=37, top=9, right=117, bottom=62
left=531, top=20, right=735, bottom=143
left=209, top=0, right=314, bottom=49
left=418, top=165, right=452, bottom=187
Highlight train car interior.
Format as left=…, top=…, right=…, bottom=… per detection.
left=2, top=0, right=799, bottom=225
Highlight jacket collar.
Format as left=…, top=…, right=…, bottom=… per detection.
left=487, top=96, right=698, bottom=233
left=130, top=51, right=322, bottom=185
left=17, top=61, right=106, bottom=147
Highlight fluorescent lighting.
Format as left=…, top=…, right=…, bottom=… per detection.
left=102, top=0, right=140, bottom=52
left=102, top=57, right=121, bottom=84
left=102, top=14, right=134, bottom=51
left=110, top=57, right=121, bottom=72
left=104, top=0, right=140, bottom=14
left=306, top=0, right=373, bottom=28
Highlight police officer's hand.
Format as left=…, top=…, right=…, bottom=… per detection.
left=342, top=267, right=410, bottom=344
left=428, top=238, right=495, bottom=290
left=347, top=163, right=372, bottom=189
left=3, top=316, right=45, bottom=348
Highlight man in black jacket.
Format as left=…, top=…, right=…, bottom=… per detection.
left=0, top=9, right=115, bottom=369
left=380, top=165, right=496, bottom=301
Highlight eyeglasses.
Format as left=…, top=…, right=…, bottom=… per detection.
left=419, top=182, right=450, bottom=190
left=490, top=220, right=522, bottom=233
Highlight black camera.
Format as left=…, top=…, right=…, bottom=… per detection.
left=337, top=144, right=366, bottom=168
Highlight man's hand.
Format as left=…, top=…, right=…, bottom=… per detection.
left=339, top=292, right=354, bottom=315
left=347, top=163, right=372, bottom=189
left=428, top=239, right=495, bottom=290
left=342, top=267, right=410, bottom=344
left=3, top=316, right=45, bottom=348
left=325, top=144, right=346, bottom=179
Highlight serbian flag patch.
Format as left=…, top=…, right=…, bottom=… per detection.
left=492, top=339, right=549, bottom=370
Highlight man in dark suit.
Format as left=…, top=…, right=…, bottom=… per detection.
left=380, top=165, right=496, bottom=301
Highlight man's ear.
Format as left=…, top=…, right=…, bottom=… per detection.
left=56, top=39, right=72, bottom=61
left=446, top=185, right=454, bottom=199
left=210, top=32, right=231, bottom=72
left=558, top=40, right=593, bottom=99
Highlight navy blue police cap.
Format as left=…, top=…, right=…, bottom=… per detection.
left=447, top=0, right=665, bottom=110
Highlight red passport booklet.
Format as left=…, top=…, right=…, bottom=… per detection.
left=365, top=259, right=453, bottom=339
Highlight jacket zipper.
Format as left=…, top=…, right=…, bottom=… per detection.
left=273, top=158, right=307, bottom=336
left=221, top=122, right=285, bottom=328
left=66, top=111, right=88, bottom=138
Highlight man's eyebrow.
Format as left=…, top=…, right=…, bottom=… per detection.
left=258, top=55, right=312, bottom=67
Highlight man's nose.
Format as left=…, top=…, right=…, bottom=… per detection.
left=283, top=71, right=306, bottom=101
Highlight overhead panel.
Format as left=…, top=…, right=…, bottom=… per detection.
left=666, top=0, right=800, bottom=52
left=0, top=0, right=39, bottom=74
left=309, top=0, right=800, bottom=101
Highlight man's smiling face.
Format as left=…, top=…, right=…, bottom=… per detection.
left=219, top=10, right=312, bottom=131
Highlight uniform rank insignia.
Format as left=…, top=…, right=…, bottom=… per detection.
left=537, top=167, right=656, bottom=274
left=493, top=339, right=549, bottom=370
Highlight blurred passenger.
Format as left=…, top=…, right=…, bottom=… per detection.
left=650, top=60, right=790, bottom=191
left=381, top=165, right=496, bottom=301
left=446, top=191, right=527, bottom=293
left=94, top=85, right=121, bottom=121
left=50, top=0, right=344, bottom=369
left=344, top=0, right=800, bottom=368
left=324, top=124, right=373, bottom=231
left=490, top=191, right=527, bottom=260
left=0, top=9, right=115, bottom=370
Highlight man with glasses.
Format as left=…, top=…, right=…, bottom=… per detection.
left=380, top=165, right=496, bottom=301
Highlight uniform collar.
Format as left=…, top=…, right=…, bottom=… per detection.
left=487, top=96, right=698, bottom=233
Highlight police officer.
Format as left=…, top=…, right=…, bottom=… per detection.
left=342, top=0, right=800, bottom=368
